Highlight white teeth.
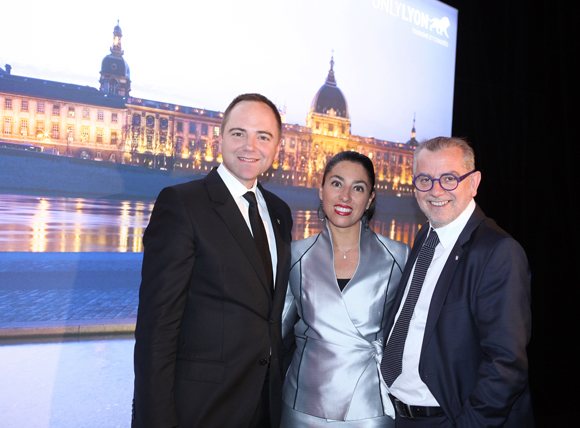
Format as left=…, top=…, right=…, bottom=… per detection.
left=239, top=157, right=258, bottom=162
left=430, top=201, right=448, bottom=206
left=335, top=206, right=353, bottom=213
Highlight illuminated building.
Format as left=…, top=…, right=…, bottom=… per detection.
left=0, top=25, right=127, bottom=162
left=0, top=23, right=417, bottom=195
left=99, top=21, right=131, bottom=97
left=266, top=56, right=416, bottom=195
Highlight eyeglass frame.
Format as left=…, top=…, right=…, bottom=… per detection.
left=412, top=170, right=477, bottom=192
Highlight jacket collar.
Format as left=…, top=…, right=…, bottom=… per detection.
left=205, top=168, right=272, bottom=297
left=420, top=205, right=487, bottom=355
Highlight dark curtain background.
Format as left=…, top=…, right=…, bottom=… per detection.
left=443, top=1, right=574, bottom=425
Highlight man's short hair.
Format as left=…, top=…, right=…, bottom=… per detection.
left=221, top=93, right=282, bottom=140
left=413, top=136, right=476, bottom=174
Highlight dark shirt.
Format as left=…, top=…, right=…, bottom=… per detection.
left=337, top=278, right=350, bottom=292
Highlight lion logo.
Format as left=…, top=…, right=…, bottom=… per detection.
left=429, top=17, right=450, bottom=38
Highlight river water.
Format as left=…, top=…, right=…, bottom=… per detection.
left=0, top=194, right=421, bottom=252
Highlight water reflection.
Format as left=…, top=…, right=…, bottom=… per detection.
left=0, top=194, right=152, bottom=252
left=292, top=211, right=420, bottom=247
left=0, top=194, right=421, bottom=252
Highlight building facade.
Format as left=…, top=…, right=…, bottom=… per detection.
left=0, top=60, right=127, bottom=163
left=1, top=24, right=418, bottom=195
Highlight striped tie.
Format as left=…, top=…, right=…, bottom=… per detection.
left=381, top=228, right=440, bottom=387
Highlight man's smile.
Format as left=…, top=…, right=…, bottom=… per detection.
left=429, top=200, right=450, bottom=207
left=238, top=157, right=259, bottom=163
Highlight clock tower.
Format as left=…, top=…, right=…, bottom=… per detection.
left=99, top=21, right=131, bottom=96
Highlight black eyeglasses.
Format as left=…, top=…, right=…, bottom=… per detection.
left=413, top=170, right=476, bottom=192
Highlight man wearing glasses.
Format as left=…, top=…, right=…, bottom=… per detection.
left=381, top=137, right=533, bottom=427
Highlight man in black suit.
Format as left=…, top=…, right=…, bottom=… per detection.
left=132, top=93, right=293, bottom=428
left=381, top=137, right=533, bottom=427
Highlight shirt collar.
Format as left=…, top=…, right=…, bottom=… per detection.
left=217, top=163, right=258, bottom=200
left=429, top=199, right=476, bottom=250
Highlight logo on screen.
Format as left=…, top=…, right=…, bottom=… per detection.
left=373, top=0, right=453, bottom=46
left=429, top=17, right=450, bottom=38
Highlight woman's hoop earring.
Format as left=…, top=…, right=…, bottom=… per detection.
left=317, top=201, right=326, bottom=221
left=362, top=210, right=370, bottom=231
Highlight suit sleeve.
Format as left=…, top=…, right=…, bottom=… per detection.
left=454, top=237, right=532, bottom=428
left=133, top=187, right=195, bottom=428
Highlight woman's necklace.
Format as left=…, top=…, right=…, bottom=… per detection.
left=333, top=243, right=357, bottom=259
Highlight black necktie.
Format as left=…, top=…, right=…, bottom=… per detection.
left=381, top=228, right=440, bottom=387
left=243, top=191, right=273, bottom=293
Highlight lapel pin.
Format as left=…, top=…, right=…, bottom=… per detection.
left=277, top=219, right=280, bottom=224
left=455, top=255, right=459, bottom=260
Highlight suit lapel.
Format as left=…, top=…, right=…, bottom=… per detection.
left=259, top=183, right=290, bottom=308
left=420, top=206, right=487, bottom=356
left=205, top=169, right=271, bottom=297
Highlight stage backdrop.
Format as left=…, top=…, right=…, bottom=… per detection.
left=0, top=0, right=457, bottom=329
left=0, top=0, right=457, bottom=250
left=0, top=1, right=457, bottom=422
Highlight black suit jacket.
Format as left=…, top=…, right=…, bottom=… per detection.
left=385, top=205, right=533, bottom=427
left=133, top=168, right=293, bottom=428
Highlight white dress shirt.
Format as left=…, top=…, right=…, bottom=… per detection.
left=216, top=163, right=278, bottom=285
left=387, top=199, right=476, bottom=406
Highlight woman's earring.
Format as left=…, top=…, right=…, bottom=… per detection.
left=317, top=201, right=326, bottom=221
left=362, top=210, right=370, bottom=231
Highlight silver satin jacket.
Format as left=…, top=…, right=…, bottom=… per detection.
left=282, top=223, right=410, bottom=421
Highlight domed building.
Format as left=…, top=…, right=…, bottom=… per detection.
left=306, top=56, right=351, bottom=137
left=262, top=55, right=416, bottom=194
left=99, top=22, right=131, bottom=96
left=0, top=27, right=416, bottom=196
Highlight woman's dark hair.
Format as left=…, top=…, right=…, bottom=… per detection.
left=321, top=151, right=376, bottom=221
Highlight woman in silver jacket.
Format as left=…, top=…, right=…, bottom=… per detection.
left=281, top=151, right=410, bottom=427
